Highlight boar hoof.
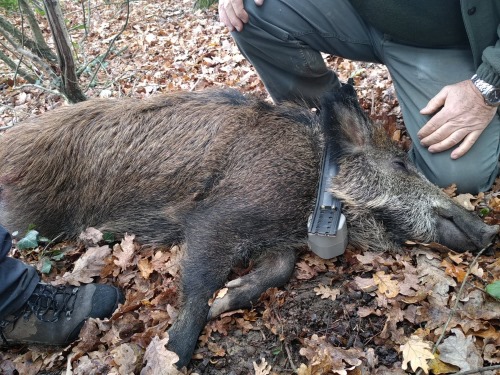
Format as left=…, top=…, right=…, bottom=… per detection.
left=208, top=277, right=253, bottom=319
left=208, top=249, right=297, bottom=319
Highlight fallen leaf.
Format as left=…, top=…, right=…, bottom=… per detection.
left=53, top=245, right=111, bottom=285
left=398, top=271, right=419, bottom=296
left=140, top=335, right=181, bottom=375
left=314, top=284, right=340, bottom=301
left=78, top=227, right=104, bottom=244
left=111, top=343, right=144, bottom=374
left=441, top=259, right=467, bottom=283
left=453, top=193, right=475, bottom=211
left=299, top=334, right=363, bottom=375
left=448, top=253, right=464, bottom=264
left=207, top=341, right=226, bottom=357
left=400, top=335, right=434, bottom=374
left=485, top=280, right=500, bottom=299
left=253, top=358, right=272, bottom=375
left=114, top=234, right=137, bottom=270
left=373, top=271, right=399, bottom=298
left=428, top=353, right=459, bottom=374
left=138, top=258, right=154, bottom=279
left=437, top=329, right=482, bottom=371
left=417, top=255, right=456, bottom=306
left=442, top=184, right=457, bottom=197
left=296, top=260, right=318, bottom=280
left=354, top=276, right=378, bottom=293
left=483, top=343, right=500, bottom=364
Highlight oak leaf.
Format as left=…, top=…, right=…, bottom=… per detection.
left=373, top=271, right=399, bottom=298
left=53, top=245, right=111, bottom=285
left=354, top=276, right=378, bottom=293
left=78, top=227, right=104, bottom=244
left=314, top=284, right=340, bottom=301
left=453, top=193, right=475, bottom=211
left=296, top=260, right=318, bottom=280
left=428, top=353, right=459, bottom=374
left=417, top=255, right=456, bottom=306
left=400, top=335, right=434, bottom=374
left=140, top=335, right=181, bottom=375
left=113, top=234, right=137, bottom=270
left=299, top=334, right=363, bottom=375
left=138, top=258, right=155, bottom=279
left=441, top=258, right=467, bottom=282
left=253, top=358, right=272, bottom=375
left=111, top=343, right=144, bottom=374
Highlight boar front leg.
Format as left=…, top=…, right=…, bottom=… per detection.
left=166, top=205, right=255, bottom=368
left=166, top=238, right=231, bottom=368
left=207, top=248, right=297, bottom=319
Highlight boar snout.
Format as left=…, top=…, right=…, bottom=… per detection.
left=435, top=204, right=498, bottom=252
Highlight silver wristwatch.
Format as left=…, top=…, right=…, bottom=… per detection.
left=471, top=74, right=500, bottom=107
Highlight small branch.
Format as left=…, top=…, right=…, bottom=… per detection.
left=16, top=46, right=59, bottom=82
left=284, top=342, right=297, bottom=372
left=86, top=0, right=129, bottom=90
left=18, top=0, right=57, bottom=62
left=415, top=248, right=488, bottom=375
left=0, top=49, right=37, bottom=83
left=431, top=247, right=486, bottom=354
left=451, top=364, right=500, bottom=375
left=17, top=83, right=69, bottom=102
left=0, top=13, right=55, bottom=62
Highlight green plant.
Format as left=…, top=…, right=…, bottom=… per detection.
left=194, top=0, right=217, bottom=9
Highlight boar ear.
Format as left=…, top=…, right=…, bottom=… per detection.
left=320, top=84, right=374, bottom=159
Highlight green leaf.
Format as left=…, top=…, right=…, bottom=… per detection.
left=479, top=207, right=490, bottom=216
left=70, top=24, right=86, bottom=31
left=485, top=280, right=500, bottom=299
left=17, top=230, right=39, bottom=250
left=51, top=252, right=65, bottom=261
left=194, top=0, right=218, bottom=9
left=34, top=6, right=45, bottom=16
left=40, top=257, right=52, bottom=274
left=271, top=346, right=282, bottom=356
left=103, top=232, right=115, bottom=243
left=0, top=0, right=18, bottom=11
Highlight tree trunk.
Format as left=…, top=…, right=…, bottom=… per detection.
left=43, top=0, right=86, bottom=103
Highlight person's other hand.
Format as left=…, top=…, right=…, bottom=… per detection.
left=418, top=79, right=497, bottom=159
left=219, top=0, right=264, bottom=32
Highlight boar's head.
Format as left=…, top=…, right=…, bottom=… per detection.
left=322, top=85, right=498, bottom=252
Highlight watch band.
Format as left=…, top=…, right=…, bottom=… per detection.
left=471, top=74, right=500, bottom=106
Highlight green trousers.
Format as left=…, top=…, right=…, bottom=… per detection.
left=231, top=0, right=500, bottom=194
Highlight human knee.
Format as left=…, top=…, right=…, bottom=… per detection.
left=426, top=160, right=497, bottom=194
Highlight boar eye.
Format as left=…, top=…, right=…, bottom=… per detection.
left=391, top=159, right=408, bottom=172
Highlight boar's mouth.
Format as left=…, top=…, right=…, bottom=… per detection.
left=435, top=205, right=498, bottom=252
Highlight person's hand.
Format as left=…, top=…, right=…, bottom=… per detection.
left=218, top=0, right=264, bottom=32
left=418, top=80, right=497, bottom=159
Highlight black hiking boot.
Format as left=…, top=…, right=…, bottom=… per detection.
left=0, top=282, right=123, bottom=346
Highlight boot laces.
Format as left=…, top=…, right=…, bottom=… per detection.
left=25, top=284, right=79, bottom=323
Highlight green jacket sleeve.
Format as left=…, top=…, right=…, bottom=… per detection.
left=476, top=24, right=500, bottom=87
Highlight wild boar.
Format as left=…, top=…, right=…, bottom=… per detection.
left=0, top=85, right=497, bottom=367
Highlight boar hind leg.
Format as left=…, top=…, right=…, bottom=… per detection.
left=208, top=248, right=297, bottom=319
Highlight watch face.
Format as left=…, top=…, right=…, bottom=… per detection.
left=486, top=88, right=500, bottom=105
